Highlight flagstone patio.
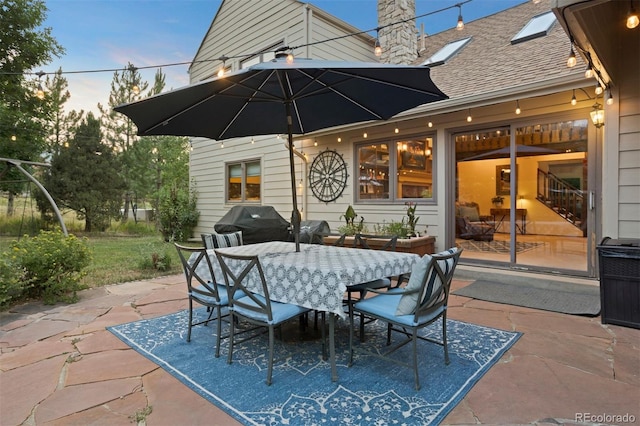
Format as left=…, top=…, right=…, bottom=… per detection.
left=1, top=274, right=638, bottom=425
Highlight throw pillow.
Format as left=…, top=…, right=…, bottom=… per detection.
left=395, top=247, right=459, bottom=316
left=202, top=231, right=243, bottom=249
left=395, top=254, right=433, bottom=315
left=459, top=205, right=480, bottom=222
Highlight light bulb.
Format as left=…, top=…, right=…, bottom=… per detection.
left=427, top=121, right=433, bottom=128
left=571, top=90, right=577, bottom=106
left=595, top=84, right=603, bottom=95
left=515, top=100, right=521, bottom=115
left=627, top=4, right=639, bottom=29
left=466, top=114, right=472, bottom=122
left=286, top=53, right=294, bottom=64
left=606, top=91, right=614, bottom=105
left=11, top=135, right=17, bottom=141
left=337, top=137, right=342, bottom=142
left=457, top=13, right=464, bottom=30
left=132, top=84, right=140, bottom=95
left=363, top=132, right=368, bottom=138
left=374, top=39, right=382, bottom=57
left=567, top=47, right=577, bottom=68
left=394, top=128, right=399, bottom=134
left=585, top=67, right=593, bottom=79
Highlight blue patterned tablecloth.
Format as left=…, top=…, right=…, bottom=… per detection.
left=195, top=241, right=419, bottom=318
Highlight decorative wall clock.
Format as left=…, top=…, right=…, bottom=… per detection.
left=308, top=149, right=348, bottom=203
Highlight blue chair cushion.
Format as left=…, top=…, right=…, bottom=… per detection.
left=355, top=291, right=445, bottom=327
left=232, top=294, right=309, bottom=325
left=191, top=283, right=246, bottom=306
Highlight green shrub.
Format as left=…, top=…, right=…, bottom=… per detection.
left=0, top=254, right=21, bottom=307
left=9, top=231, right=92, bottom=304
left=158, top=184, right=200, bottom=242
left=373, top=220, right=410, bottom=238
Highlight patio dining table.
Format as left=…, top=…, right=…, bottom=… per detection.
left=194, top=241, right=420, bottom=381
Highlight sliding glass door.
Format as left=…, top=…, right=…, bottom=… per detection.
left=455, top=119, right=590, bottom=274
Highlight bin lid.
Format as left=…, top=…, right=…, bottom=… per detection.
left=598, top=237, right=640, bottom=248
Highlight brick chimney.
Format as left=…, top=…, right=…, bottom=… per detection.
left=377, top=0, right=417, bottom=64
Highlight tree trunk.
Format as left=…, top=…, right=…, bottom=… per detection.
left=122, top=192, right=130, bottom=223
left=6, top=192, right=15, bottom=216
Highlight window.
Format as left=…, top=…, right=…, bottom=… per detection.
left=227, top=160, right=261, bottom=202
left=421, top=37, right=471, bottom=66
left=511, top=11, right=556, bottom=44
left=357, top=136, right=434, bottom=202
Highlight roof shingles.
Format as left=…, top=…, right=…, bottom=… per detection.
left=417, top=1, right=585, bottom=100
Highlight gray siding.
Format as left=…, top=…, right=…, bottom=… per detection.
left=188, top=0, right=377, bottom=237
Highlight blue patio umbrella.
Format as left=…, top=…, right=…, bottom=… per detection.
left=114, top=56, right=447, bottom=251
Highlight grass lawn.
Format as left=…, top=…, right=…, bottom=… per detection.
left=80, top=235, right=186, bottom=287
left=0, top=234, right=190, bottom=289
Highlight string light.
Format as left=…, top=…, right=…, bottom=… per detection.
left=363, top=132, right=368, bottom=138
left=606, top=89, right=614, bottom=105
left=571, top=89, right=577, bottom=105
left=456, top=5, right=464, bottom=30
left=337, top=137, right=342, bottom=142
left=374, top=28, right=382, bottom=57
left=286, top=52, right=294, bottom=64
left=34, top=70, right=46, bottom=99
left=566, top=43, right=577, bottom=68
left=584, top=66, right=594, bottom=79
left=595, top=83, right=603, bottom=95
left=627, top=0, right=639, bottom=29
left=466, top=109, right=472, bottom=122
left=4, top=2, right=472, bottom=81
left=515, top=100, right=521, bottom=115
left=220, top=142, right=224, bottom=148
left=394, top=127, right=399, bottom=134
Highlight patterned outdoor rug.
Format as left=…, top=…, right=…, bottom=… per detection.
left=458, top=239, right=545, bottom=253
left=109, top=309, right=521, bottom=425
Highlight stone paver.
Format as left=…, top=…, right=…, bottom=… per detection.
left=0, top=274, right=637, bottom=426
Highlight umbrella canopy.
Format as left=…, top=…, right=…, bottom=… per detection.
left=114, top=57, right=448, bottom=251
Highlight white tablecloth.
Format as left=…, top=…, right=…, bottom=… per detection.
left=196, top=241, right=419, bottom=318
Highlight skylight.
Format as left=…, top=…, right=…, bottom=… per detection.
left=511, top=11, right=556, bottom=44
left=422, top=37, right=472, bottom=66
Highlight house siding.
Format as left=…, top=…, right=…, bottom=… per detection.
left=188, top=0, right=377, bottom=236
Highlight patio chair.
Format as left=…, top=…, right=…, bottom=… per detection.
left=347, top=233, right=399, bottom=341
left=215, top=251, right=312, bottom=385
left=348, top=247, right=462, bottom=390
left=174, top=243, right=238, bottom=358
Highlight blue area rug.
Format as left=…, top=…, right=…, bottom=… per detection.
left=108, top=309, right=520, bottom=425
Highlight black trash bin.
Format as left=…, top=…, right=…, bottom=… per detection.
left=596, top=237, right=640, bottom=329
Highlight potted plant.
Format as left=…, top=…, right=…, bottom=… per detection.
left=404, top=202, right=419, bottom=237
left=491, top=195, right=504, bottom=207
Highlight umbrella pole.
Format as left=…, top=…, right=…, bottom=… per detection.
left=286, top=103, right=301, bottom=252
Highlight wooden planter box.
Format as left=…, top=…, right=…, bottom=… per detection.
left=323, top=234, right=435, bottom=256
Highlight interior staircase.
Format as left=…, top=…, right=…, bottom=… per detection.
left=536, top=169, right=585, bottom=233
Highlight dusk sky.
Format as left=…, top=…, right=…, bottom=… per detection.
left=41, top=0, right=525, bottom=114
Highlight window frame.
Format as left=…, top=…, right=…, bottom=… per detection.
left=355, top=133, right=436, bottom=204
left=225, top=158, right=262, bottom=203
